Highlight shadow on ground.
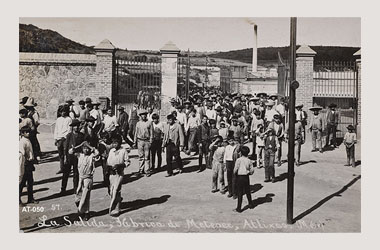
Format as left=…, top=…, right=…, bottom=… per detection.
left=293, top=175, right=361, bottom=222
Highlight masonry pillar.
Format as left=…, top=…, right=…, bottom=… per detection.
left=296, top=45, right=316, bottom=114
left=94, top=39, right=116, bottom=109
left=354, top=49, right=361, bottom=138
left=160, top=41, right=180, bottom=121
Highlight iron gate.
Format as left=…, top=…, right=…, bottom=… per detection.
left=313, top=61, right=358, bottom=137
left=115, top=57, right=161, bottom=110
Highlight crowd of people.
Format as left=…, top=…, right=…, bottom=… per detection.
left=19, top=90, right=357, bottom=218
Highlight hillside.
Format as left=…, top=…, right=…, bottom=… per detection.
left=209, top=46, right=360, bottom=64
left=19, top=24, right=95, bottom=54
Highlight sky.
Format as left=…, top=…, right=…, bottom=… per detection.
left=19, top=17, right=361, bottom=52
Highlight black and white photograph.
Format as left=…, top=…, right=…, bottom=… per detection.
left=15, top=15, right=364, bottom=233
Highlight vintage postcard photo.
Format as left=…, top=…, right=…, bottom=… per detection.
left=18, top=17, right=361, bottom=233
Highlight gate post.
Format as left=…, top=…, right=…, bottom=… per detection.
left=354, top=49, right=361, bottom=139
left=160, top=41, right=180, bottom=121
left=94, top=39, right=116, bottom=110
left=296, top=44, right=316, bottom=114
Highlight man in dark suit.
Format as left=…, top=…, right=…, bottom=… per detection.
left=162, top=114, right=185, bottom=177
left=325, top=103, right=339, bottom=148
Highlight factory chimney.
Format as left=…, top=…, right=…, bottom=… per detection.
left=252, top=24, right=258, bottom=73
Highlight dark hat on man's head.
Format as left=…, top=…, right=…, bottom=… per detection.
left=66, top=98, right=75, bottom=104
left=215, top=106, right=222, bottom=112
left=295, top=103, right=304, bottom=109
left=273, top=114, right=281, bottom=120
left=139, top=109, right=148, bottom=116
left=309, top=106, right=322, bottom=111
left=24, top=97, right=37, bottom=107
left=347, top=125, right=355, bottom=130
left=329, top=103, right=337, bottom=108
left=79, top=100, right=85, bottom=105
left=85, top=97, right=92, bottom=103
left=117, top=106, right=125, bottom=110
left=20, top=96, right=29, bottom=105
left=176, top=105, right=184, bottom=110
left=209, top=119, right=216, bottom=125
left=93, top=102, right=101, bottom=106
left=184, top=100, right=192, bottom=105
left=69, top=119, right=81, bottom=127
left=167, top=114, right=176, bottom=120
left=256, top=92, right=268, bottom=98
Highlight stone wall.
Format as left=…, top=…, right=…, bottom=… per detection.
left=19, top=52, right=97, bottom=119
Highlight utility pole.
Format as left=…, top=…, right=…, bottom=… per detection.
left=287, top=17, right=299, bottom=225
left=186, top=49, right=190, bottom=100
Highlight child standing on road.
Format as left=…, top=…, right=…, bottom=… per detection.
left=233, top=146, right=254, bottom=213
left=74, top=141, right=99, bottom=221
left=255, top=124, right=265, bottom=169
left=209, top=136, right=227, bottom=194
left=343, top=125, right=357, bottom=167
left=224, top=132, right=240, bottom=199
left=264, top=128, right=279, bottom=183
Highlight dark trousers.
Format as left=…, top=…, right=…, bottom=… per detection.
left=102, top=159, right=110, bottom=193
left=166, top=142, right=183, bottom=175
left=226, top=161, right=237, bottom=196
left=198, top=141, right=210, bottom=170
left=264, top=150, right=275, bottom=180
left=57, top=138, right=66, bottom=172
left=151, top=139, right=163, bottom=169
left=346, top=145, right=355, bottom=167
left=61, top=154, right=79, bottom=192
left=30, top=132, right=41, bottom=158
left=19, top=164, right=34, bottom=201
left=326, top=124, right=337, bottom=147
left=236, top=175, right=252, bottom=211
left=251, top=135, right=257, bottom=160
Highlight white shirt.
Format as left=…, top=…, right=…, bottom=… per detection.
left=54, top=116, right=72, bottom=140
left=103, top=115, right=118, bottom=132
left=90, top=109, right=101, bottom=127
left=177, top=112, right=187, bottom=126
left=275, top=104, right=286, bottom=116
left=205, top=108, right=216, bottom=120
left=185, top=115, right=200, bottom=132
left=147, top=113, right=154, bottom=122
left=265, top=108, right=279, bottom=122
left=224, top=144, right=237, bottom=162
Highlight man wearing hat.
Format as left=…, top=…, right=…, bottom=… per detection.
left=264, top=100, right=279, bottom=127
left=197, top=115, right=211, bottom=172
left=66, top=98, right=79, bottom=119
left=308, top=106, right=324, bottom=153
left=61, top=119, right=84, bottom=194
left=134, top=109, right=153, bottom=176
left=185, top=108, right=201, bottom=155
left=117, top=106, right=133, bottom=147
left=266, top=114, right=285, bottom=166
left=54, top=105, right=72, bottom=174
left=295, top=104, right=307, bottom=140
left=24, top=97, right=41, bottom=160
left=128, top=101, right=140, bottom=142
left=162, top=114, right=185, bottom=177
left=325, top=103, right=339, bottom=148
left=343, top=125, right=357, bottom=167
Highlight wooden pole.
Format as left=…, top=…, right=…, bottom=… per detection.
left=287, top=17, right=297, bottom=224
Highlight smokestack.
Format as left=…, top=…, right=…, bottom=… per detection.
left=252, top=24, right=258, bottom=73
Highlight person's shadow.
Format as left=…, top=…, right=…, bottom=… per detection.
left=250, top=184, right=263, bottom=193
left=243, top=193, right=275, bottom=211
